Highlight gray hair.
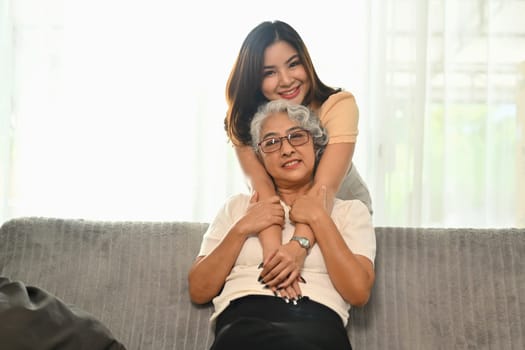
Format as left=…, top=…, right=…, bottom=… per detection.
left=250, top=99, right=328, bottom=162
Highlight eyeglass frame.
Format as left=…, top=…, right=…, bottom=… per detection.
left=257, top=129, right=311, bottom=153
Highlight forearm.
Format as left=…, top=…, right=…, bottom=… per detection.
left=291, top=223, right=315, bottom=248
left=188, top=224, right=247, bottom=304
left=296, top=143, right=354, bottom=249
left=310, top=142, right=354, bottom=205
left=235, top=145, right=276, bottom=197
left=234, top=145, right=281, bottom=258
left=309, top=211, right=374, bottom=306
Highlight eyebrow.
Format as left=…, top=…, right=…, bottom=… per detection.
left=263, top=54, right=300, bottom=70
left=261, top=126, right=303, bottom=140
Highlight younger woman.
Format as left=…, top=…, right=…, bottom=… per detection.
left=224, top=20, right=372, bottom=294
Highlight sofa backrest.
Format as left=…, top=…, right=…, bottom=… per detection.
left=1, top=217, right=524, bottom=350
left=349, top=226, right=524, bottom=350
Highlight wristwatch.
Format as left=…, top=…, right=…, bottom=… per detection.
left=290, top=236, right=311, bottom=251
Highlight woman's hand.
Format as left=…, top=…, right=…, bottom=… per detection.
left=259, top=244, right=306, bottom=300
left=259, top=242, right=306, bottom=287
left=289, top=185, right=328, bottom=226
left=275, top=279, right=303, bottom=305
left=235, top=191, right=285, bottom=238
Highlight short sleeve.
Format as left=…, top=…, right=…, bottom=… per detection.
left=318, top=91, right=359, bottom=144
left=332, top=199, right=376, bottom=265
left=197, top=194, right=250, bottom=257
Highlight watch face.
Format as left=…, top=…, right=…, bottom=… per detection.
left=293, top=237, right=310, bottom=249
left=298, top=238, right=309, bottom=248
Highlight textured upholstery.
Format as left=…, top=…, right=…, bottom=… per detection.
left=1, top=217, right=524, bottom=350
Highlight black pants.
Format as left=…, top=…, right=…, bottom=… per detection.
left=0, top=277, right=126, bottom=350
left=211, top=295, right=352, bottom=350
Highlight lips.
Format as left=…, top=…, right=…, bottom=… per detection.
left=282, top=159, right=301, bottom=168
left=279, top=86, right=300, bottom=100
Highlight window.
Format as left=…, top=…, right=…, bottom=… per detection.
left=1, top=0, right=523, bottom=227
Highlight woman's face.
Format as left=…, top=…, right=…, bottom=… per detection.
left=261, top=41, right=311, bottom=105
left=259, top=112, right=315, bottom=188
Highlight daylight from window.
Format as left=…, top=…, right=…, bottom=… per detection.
left=1, top=0, right=524, bottom=228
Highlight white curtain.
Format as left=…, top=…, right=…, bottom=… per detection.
left=0, top=0, right=13, bottom=223
left=1, top=0, right=523, bottom=227
left=364, top=0, right=525, bottom=227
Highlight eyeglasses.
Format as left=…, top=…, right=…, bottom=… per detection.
left=257, top=129, right=310, bottom=153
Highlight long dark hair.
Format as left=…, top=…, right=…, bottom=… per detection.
left=224, top=20, right=340, bottom=145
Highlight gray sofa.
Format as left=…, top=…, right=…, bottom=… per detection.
left=1, top=217, right=524, bottom=350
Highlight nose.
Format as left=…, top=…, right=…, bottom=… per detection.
left=280, top=137, right=295, bottom=156
left=279, top=70, right=293, bottom=87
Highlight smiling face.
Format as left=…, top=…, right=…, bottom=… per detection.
left=261, top=41, right=311, bottom=105
left=258, top=111, right=315, bottom=190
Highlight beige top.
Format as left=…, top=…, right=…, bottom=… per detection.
left=316, top=90, right=359, bottom=144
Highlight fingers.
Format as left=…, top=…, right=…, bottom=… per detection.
left=261, top=249, right=277, bottom=271
left=260, top=251, right=294, bottom=285
left=277, top=285, right=297, bottom=303
left=259, top=258, right=282, bottom=284
left=245, top=198, right=285, bottom=234
left=263, top=263, right=295, bottom=288
left=259, top=259, right=301, bottom=289
left=273, top=279, right=303, bottom=305
left=260, top=241, right=307, bottom=288
left=262, top=195, right=281, bottom=204
left=277, top=269, right=300, bottom=290
left=249, top=191, right=280, bottom=204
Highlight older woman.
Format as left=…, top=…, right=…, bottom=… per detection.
left=188, top=99, right=375, bottom=350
